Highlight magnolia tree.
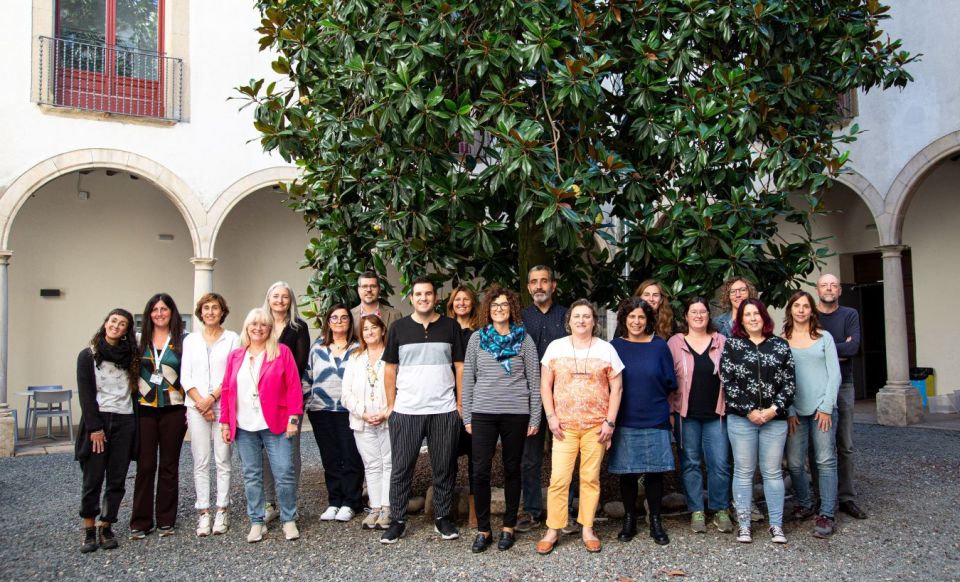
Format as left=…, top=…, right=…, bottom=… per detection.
left=240, top=0, right=914, bottom=316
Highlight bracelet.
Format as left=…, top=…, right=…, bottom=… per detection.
left=545, top=413, right=555, bottom=420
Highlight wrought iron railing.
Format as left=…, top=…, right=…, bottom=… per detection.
left=36, top=35, right=183, bottom=122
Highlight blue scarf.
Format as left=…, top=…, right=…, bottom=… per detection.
left=478, top=323, right=526, bottom=375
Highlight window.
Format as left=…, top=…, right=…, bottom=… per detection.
left=52, top=0, right=168, bottom=117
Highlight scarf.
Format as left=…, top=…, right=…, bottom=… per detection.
left=94, top=337, right=133, bottom=369
left=478, top=323, right=526, bottom=375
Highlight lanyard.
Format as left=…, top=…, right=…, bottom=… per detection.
left=152, top=335, right=171, bottom=370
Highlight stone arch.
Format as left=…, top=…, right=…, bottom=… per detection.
left=205, top=166, right=300, bottom=257
left=885, top=130, right=960, bottom=245
left=0, top=148, right=205, bottom=255
left=833, top=168, right=893, bottom=246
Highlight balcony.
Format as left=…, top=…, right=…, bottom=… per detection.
left=35, top=35, right=183, bottom=122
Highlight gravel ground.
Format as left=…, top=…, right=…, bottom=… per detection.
left=2, top=424, right=959, bottom=581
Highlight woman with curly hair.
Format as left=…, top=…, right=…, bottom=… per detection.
left=462, top=286, right=541, bottom=552
left=713, top=277, right=758, bottom=338
left=633, top=279, right=677, bottom=339
left=76, top=308, right=140, bottom=553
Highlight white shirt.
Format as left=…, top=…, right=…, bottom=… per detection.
left=236, top=350, right=268, bottom=432
left=94, top=359, right=134, bottom=414
left=341, top=350, right=388, bottom=432
left=181, top=329, right=240, bottom=412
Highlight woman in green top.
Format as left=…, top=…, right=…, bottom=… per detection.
left=783, top=291, right=841, bottom=539
left=130, top=292, right=188, bottom=539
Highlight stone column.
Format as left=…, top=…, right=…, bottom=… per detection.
left=0, top=251, right=15, bottom=457
left=190, top=257, right=216, bottom=332
left=875, top=244, right=922, bottom=426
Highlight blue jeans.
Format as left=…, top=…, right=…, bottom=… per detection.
left=836, top=383, right=857, bottom=502
left=727, top=414, right=787, bottom=527
left=235, top=428, right=298, bottom=524
left=680, top=416, right=731, bottom=513
left=786, top=411, right=838, bottom=518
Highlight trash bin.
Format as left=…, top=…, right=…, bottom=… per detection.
left=909, top=367, right=936, bottom=408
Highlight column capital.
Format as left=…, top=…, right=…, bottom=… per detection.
left=876, top=244, right=909, bottom=258
left=190, top=257, right=216, bottom=270
left=0, top=250, right=12, bottom=265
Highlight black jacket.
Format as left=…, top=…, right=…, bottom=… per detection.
left=719, top=336, right=795, bottom=419
left=75, top=347, right=139, bottom=462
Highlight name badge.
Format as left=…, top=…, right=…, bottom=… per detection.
left=150, top=371, right=164, bottom=385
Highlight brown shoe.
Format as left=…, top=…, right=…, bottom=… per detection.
left=536, top=537, right=559, bottom=555
left=583, top=538, right=602, bottom=553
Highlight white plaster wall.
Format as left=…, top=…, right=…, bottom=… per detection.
left=845, top=0, right=960, bottom=198
left=902, top=161, right=960, bottom=395
left=7, top=171, right=193, bottom=415
left=0, top=1, right=290, bottom=208
left=213, top=187, right=317, bottom=338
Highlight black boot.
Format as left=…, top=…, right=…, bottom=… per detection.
left=649, top=514, right=670, bottom=545
left=617, top=513, right=637, bottom=542
left=80, top=527, right=98, bottom=554
left=99, top=524, right=119, bottom=550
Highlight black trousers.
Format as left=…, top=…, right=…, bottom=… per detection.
left=389, top=410, right=460, bottom=522
left=131, top=405, right=187, bottom=531
left=79, top=412, right=136, bottom=523
left=307, top=410, right=365, bottom=510
left=471, top=413, right=530, bottom=533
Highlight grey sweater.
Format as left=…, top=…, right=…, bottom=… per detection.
left=462, top=331, right=542, bottom=427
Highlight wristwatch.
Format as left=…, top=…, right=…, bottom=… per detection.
left=604, top=419, right=616, bottom=428
left=288, top=416, right=300, bottom=426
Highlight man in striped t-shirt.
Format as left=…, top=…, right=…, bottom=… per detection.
left=380, top=277, right=466, bottom=544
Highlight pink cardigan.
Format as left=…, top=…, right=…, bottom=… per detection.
left=667, top=332, right=726, bottom=417
left=219, top=344, right=303, bottom=438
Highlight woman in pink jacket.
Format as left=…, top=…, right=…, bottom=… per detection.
left=219, top=308, right=303, bottom=543
left=667, top=297, right=732, bottom=535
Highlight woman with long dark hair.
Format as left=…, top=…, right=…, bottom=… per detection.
left=720, top=298, right=795, bottom=545
left=783, top=291, right=841, bottom=538
left=304, top=303, right=365, bottom=522
left=76, top=308, right=140, bottom=553
left=130, top=293, right=187, bottom=539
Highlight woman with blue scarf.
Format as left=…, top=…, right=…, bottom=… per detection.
left=462, top=286, right=542, bottom=553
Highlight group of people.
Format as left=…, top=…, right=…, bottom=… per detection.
left=75, top=267, right=866, bottom=555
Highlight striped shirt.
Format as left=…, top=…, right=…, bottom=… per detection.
left=304, top=339, right=358, bottom=412
left=383, top=315, right=465, bottom=415
left=462, top=331, right=542, bottom=427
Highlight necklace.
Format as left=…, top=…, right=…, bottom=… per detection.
left=571, top=336, right=593, bottom=376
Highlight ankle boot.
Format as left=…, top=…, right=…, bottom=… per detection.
left=649, top=514, right=670, bottom=545
left=80, top=527, right=98, bottom=554
left=99, top=524, right=119, bottom=549
left=467, top=495, right=478, bottom=529
left=617, top=513, right=637, bottom=542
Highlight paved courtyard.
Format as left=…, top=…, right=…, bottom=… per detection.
left=2, top=423, right=958, bottom=581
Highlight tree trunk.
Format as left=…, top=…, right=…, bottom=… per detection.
left=518, top=216, right=551, bottom=307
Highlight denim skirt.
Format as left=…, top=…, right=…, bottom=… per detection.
left=608, top=426, right=675, bottom=474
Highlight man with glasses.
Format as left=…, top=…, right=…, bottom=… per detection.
left=380, top=277, right=466, bottom=544
left=351, top=270, right=402, bottom=335
left=516, top=265, right=568, bottom=533
left=815, top=273, right=866, bottom=520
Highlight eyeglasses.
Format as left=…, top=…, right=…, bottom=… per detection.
left=490, top=302, right=510, bottom=311
left=729, top=287, right=749, bottom=296
left=359, top=284, right=379, bottom=290
left=328, top=316, right=350, bottom=323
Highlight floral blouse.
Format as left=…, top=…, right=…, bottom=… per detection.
left=719, top=336, right=795, bottom=419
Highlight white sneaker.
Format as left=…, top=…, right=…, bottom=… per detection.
left=320, top=506, right=340, bottom=521
left=361, top=510, right=379, bottom=530
left=264, top=503, right=280, bottom=524
left=247, top=523, right=266, bottom=543
left=335, top=506, right=356, bottom=522
left=769, top=526, right=787, bottom=544
left=283, top=521, right=300, bottom=541
left=212, top=510, right=229, bottom=535
left=736, top=525, right=753, bottom=543
left=375, top=509, right=392, bottom=530
left=196, top=513, right=212, bottom=537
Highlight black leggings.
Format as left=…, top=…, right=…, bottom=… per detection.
left=620, top=472, right=664, bottom=516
